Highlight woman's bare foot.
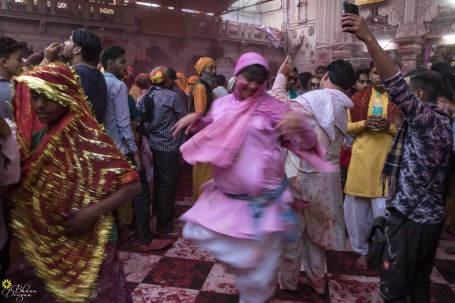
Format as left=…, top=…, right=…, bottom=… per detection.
left=355, top=255, right=369, bottom=270
left=301, top=276, right=326, bottom=295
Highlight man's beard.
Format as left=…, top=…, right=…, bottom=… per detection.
left=200, top=72, right=212, bottom=84
left=60, top=53, right=72, bottom=64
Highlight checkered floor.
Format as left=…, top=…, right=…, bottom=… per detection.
left=118, top=170, right=455, bottom=303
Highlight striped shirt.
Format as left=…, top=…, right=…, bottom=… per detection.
left=137, top=86, right=188, bottom=152
left=383, top=73, right=453, bottom=224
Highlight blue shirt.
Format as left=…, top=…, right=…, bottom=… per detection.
left=74, top=64, right=108, bottom=123
left=103, top=72, right=137, bottom=155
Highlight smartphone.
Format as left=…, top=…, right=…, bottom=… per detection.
left=343, top=2, right=359, bottom=15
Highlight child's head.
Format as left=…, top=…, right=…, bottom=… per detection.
left=30, top=90, right=68, bottom=127
left=15, top=63, right=90, bottom=128
left=0, top=36, right=24, bottom=79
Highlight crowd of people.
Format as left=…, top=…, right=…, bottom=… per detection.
left=0, top=12, right=454, bottom=303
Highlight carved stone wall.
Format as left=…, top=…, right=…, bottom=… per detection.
left=291, top=0, right=455, bottom=71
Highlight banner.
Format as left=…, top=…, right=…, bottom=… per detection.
left=355, top=0, right=385, bottom=4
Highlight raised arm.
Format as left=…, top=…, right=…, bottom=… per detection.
left=272, top=55, right=294, bottom=103
left=341, top=14, right=398, bottom=79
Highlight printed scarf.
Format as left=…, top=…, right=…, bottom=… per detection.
left=381, top=101, right=453, bottom=196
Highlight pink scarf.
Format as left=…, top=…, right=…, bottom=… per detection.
left=181, top=52, right=269, bottom=168
left=181, top=93, right=264, bottom=168
left=181, top=52, right=331, bottom=171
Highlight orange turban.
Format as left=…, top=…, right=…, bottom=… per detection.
left=176, top=72, right=188, bottom=91
left=186, top=75, right=199, bottom=93
left=194, top=57, right=216, bottom=75
left=187, top=75, right=200, bottom=86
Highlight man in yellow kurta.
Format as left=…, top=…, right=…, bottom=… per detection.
left=344, top=63, right=402, bottom=270
left=188, top=57, right=216, bottom=200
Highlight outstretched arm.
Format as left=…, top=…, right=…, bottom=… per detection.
left=341, top=13, right=398, bottom=79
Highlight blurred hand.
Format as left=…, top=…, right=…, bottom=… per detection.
left=278, top=55, right=294, bottom=77
left=171, top=113, right=201, bottom=138
left=133, top=151, right=142, bottom=173
left=62, top=207, right=97, bottom=235
left=43, top=43, right=62, bottom=64
left=276, top=111, right=301, bottom=136
left=341, top=13, right=373, bottom=42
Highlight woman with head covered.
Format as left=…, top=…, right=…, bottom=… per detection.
left=172, top=52, right=331, bottom=303
left=9, top=62, right=140, bottom=302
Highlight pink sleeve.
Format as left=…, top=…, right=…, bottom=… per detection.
left=271, top=73, right=291, bottom=103
left=0, top=120, right=20, bottom=185
left=190, top=111, right=213, bottom=134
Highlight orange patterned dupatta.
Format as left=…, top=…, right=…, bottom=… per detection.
left=11, top=63, right=139, bottom=302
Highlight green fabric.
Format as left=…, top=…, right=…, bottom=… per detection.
left=128, top=94, right=141, bottom=120
left=288, top=89, right=298, bottom=99
left=108, top=222, right=118, bottom=242
left=31, top=129, right=45, bottom=151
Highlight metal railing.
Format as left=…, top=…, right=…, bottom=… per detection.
left=0, top=0, right=284, bottom=46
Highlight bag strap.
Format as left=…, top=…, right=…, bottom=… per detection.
left=386, top=169, right=439, bottom=239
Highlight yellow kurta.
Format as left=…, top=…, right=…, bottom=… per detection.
left=344, top=89, right=398, bottom=198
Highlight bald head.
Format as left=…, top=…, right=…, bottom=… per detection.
left=135, top=73, right=151, bottom=90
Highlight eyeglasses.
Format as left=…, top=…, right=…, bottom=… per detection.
left=287, top=76, right=298, bottom=82
left=309, top=82, right=320, bottom=88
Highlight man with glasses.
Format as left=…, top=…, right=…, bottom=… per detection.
left=286, top=67, right=299, bottom=99
left=308, top=75, right=321, bottom=91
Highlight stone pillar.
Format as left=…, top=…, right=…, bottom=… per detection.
left=0, top=0, right=8, bottom=10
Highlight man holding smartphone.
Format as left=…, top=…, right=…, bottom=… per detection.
left=342, top=13, right=453, bottom=303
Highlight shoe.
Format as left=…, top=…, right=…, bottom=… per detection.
left=139, top=239, right=174, bottom=252
left=301, top=276, right=326, bottom=295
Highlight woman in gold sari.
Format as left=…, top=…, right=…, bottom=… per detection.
left=8, top=62, right=140, bottom=303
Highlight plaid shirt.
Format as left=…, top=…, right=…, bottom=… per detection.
left=382, top=73, right=453, bottom=224
left=137, top=86, right=188, bottom=152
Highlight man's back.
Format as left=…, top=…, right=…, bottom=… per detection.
left=137, top=87, right=188, bottom=152
left=383, top=73, right=453, bottom=224
left=75, top=64, right=107, bottom=123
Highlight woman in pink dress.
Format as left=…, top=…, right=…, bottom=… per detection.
left=172, top=52, right=331, bottom=303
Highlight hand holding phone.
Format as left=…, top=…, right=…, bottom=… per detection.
left=343, top=2, right=359, bottom=15
left=341, top=13, right=374, bottom=43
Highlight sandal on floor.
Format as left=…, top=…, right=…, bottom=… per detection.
left=301, top=276, right=326, bottom=295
